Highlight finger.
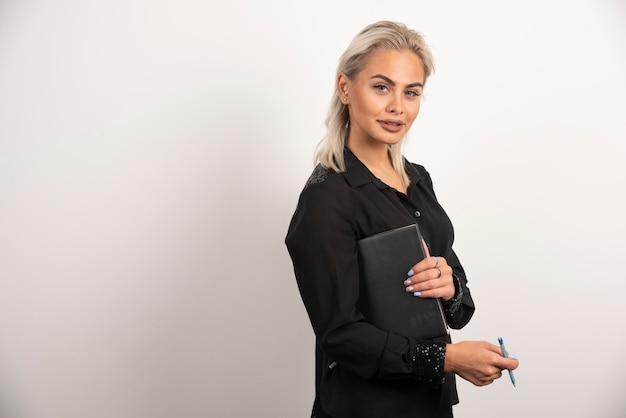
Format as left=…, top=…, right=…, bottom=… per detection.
left=407, top=264, right=454, bottom=287
left=412, top=288, right=451, bottom=298
left=434, top=256, right=448, bottom=267
left=409, top=278, right=455, bottom=299
left=407, top=255, right=449, bottom=278
left=407, top=265, right=453, bottom=286
left=422, top=238, right=430, bottom=258
left=484, top=378, right=497, bottom=386
left=405, top=275, right=439, bottom=292
left=405, top=262, right=454, bottom=298
left=502, top=357, right=519, bottom=370
left=407, top=240, right=430, bottom=278
left=485, top=343, right=505, bottom=355
left=492, top=354, right=519, bottom=371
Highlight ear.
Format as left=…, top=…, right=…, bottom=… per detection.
left=337, top=73, right=351, bottom=104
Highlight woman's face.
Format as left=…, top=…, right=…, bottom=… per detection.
left=340, top=48, right=425, bottom=149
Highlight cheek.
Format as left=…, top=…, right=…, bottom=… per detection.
left=407, top=101, right=422, bottom=122
left=350, top=97, right=375, bottom=119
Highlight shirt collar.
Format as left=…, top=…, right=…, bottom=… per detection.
left=404, top=158, right=425, bottom=185
left=342, top=147, right=383, bottom=189
left=341, top=147, right=424, bottom=189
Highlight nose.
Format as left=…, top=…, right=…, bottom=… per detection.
left=386, top=92, right=404, bottom=115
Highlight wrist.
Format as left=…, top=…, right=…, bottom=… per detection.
left=444, top=343, right=456, bottom=373
left=442, top=273, right=463, bottom=315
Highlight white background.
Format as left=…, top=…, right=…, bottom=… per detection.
left=1, top=0, right=625, bottom=417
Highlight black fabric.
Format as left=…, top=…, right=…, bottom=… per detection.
left=285, top=148, right=475, bottom=418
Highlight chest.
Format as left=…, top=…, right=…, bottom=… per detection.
left=349, top=182, right=454, bottom=254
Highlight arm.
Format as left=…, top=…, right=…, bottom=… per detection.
left=407, top=165, right=518, bottom=385
left=285, top=181, right=444, bottom=382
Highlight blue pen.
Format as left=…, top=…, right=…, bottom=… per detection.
left=498, top=337, right=516, bottom=387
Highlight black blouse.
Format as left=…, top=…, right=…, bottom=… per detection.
left=285, top=148, right=475, bottom=418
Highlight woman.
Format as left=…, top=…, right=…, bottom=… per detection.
left=285, top=21, right=518, bottom=418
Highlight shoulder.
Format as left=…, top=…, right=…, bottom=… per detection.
left=408, top=162, right=428, bottom=176
left=403, top=158, right=431, bottom=181
left=301, top=164, right=350, bottom=195
left=303, top=164, right=334, bottom=189
left=286, top=165, right=356, bottom=244
left=403, top=159, right=437, bottom=194
left=294, top=164, right=354, bottom=213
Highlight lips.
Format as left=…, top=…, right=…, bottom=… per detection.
left=378, top=119, right=405, bottom=133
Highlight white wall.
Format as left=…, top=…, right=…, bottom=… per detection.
left=1, top=0, right=625, bottom=417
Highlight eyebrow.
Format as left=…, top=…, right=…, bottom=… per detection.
left=370, top=74, right=423, bottom=88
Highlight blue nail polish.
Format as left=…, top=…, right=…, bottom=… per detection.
left=407, top=269, right=414, bottom=277
left=413, top=291, right=421, bottom=297
left=509, top=354, right=517, bottom=360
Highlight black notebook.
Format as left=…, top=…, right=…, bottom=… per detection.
left=356, top=224, right=448, bottom=339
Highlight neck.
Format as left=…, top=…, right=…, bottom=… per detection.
left=346, top=137, right=407, bottom=194
left=346, top=139, right=392, bottom=171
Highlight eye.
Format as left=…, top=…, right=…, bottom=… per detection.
left=406, top=90, right=422, bottom=97
left=373, top=84, right=389, bottom=92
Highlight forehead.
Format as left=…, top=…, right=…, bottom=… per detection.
left=358, top=49, right=425, bottom=84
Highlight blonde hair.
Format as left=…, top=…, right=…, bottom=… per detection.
left=315, top=21, right=435, bottom=187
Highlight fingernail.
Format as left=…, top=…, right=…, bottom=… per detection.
left=407, top=269, right=414, bottom=277
left=413, top=291, right=421, bottom=297
left=407, top=286, right=414, bottom=292
left=509, top=354, right=517, bottom=360
left=404, top=279, right=412, bottom=285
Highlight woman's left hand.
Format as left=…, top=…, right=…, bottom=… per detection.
left=404, top=240, right=455, bottom=301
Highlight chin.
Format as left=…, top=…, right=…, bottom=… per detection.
left=378, top=135, right=405, bottom=146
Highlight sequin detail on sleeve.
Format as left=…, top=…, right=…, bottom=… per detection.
left=411, top=339, right=446, bottom=384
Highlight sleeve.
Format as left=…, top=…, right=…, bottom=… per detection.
left=441, top=253, right=474, bottom=329
left=285, top=180, right=445, bottom=383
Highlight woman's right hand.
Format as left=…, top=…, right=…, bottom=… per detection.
left=444, top=341, right=519, bottom=386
